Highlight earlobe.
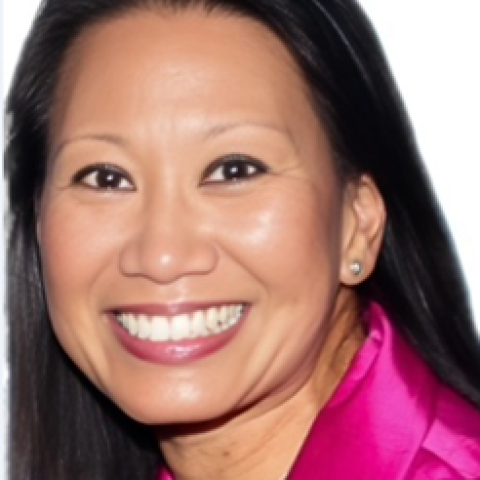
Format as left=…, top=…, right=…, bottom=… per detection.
left=340, top=175, right=386, bottom=286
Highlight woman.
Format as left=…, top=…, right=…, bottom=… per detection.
left=6, top=0, right=480, bottom=479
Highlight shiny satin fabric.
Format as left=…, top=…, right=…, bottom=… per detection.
left=157, top=303, right=480, bottom=479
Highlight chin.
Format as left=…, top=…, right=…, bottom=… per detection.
left=106, top=386, right=239, bottom=428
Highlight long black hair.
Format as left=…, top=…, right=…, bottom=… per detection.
left=6, top=0, right=480, bottom=479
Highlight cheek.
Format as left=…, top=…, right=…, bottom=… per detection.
left=38, top=205, right=89, bottom=344
left=37, top=196, right=123, bottom=326
left=37, top=195, right=127, bottom=384
left=211, top=181, right=343, bottom=294
left=40, top=208, right=90, bottom=295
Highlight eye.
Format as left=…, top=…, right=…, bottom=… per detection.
left=202, top=155, right=268, bottom=184
left=72, top=164, right=134, bottom=191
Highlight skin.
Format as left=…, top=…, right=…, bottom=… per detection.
left=38, top=8, right=385, bottom=480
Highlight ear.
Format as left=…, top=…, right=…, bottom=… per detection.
left=339, top=175, right=386, bottom=286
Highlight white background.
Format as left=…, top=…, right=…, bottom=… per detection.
left=2, top=1, right=480, bottom=478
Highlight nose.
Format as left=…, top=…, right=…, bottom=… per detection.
left=118, top=195, right=219, bottom=284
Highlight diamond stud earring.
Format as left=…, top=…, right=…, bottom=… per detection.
left=349, top=261, right=363, bottom=276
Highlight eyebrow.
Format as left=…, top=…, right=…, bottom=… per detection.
left=50, top=120, right=298, bottom=161
left=202, top=120, right=298, bottom=149
left=50, top=133, right=126, bottom=162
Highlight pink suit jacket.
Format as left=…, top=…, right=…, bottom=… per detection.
left=158, top=303, right=480, bottom=479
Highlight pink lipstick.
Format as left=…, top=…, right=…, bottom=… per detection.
left=108, top=302, right=247, bottom=365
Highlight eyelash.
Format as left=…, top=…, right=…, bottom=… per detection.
left=72, top=164, right=134, bottom=191
left=71, top=155, right=268, bottom=190
left=201, top=154, right=268, bottom=185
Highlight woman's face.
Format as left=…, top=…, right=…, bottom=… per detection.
left=39, top=8, right=362, bottom=424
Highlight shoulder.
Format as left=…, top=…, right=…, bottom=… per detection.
left=365, top=303, right=480, bottom=479
left=408, top=383, right=480, bottom=479
left=280, top=303, right=480, bottom=480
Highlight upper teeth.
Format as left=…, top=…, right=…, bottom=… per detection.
left=116, top=305, right=244, bottom=342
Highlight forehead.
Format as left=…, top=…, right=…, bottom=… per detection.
left=51, top=8, right=330, bottom=164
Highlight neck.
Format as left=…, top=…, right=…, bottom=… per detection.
left=157, top=293, right=364, bottom=480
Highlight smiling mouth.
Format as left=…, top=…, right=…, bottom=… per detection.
left=113, top=304, right=246, bottom=342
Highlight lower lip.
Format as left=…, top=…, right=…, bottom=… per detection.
left=109, top=309, right=247, bottom=365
